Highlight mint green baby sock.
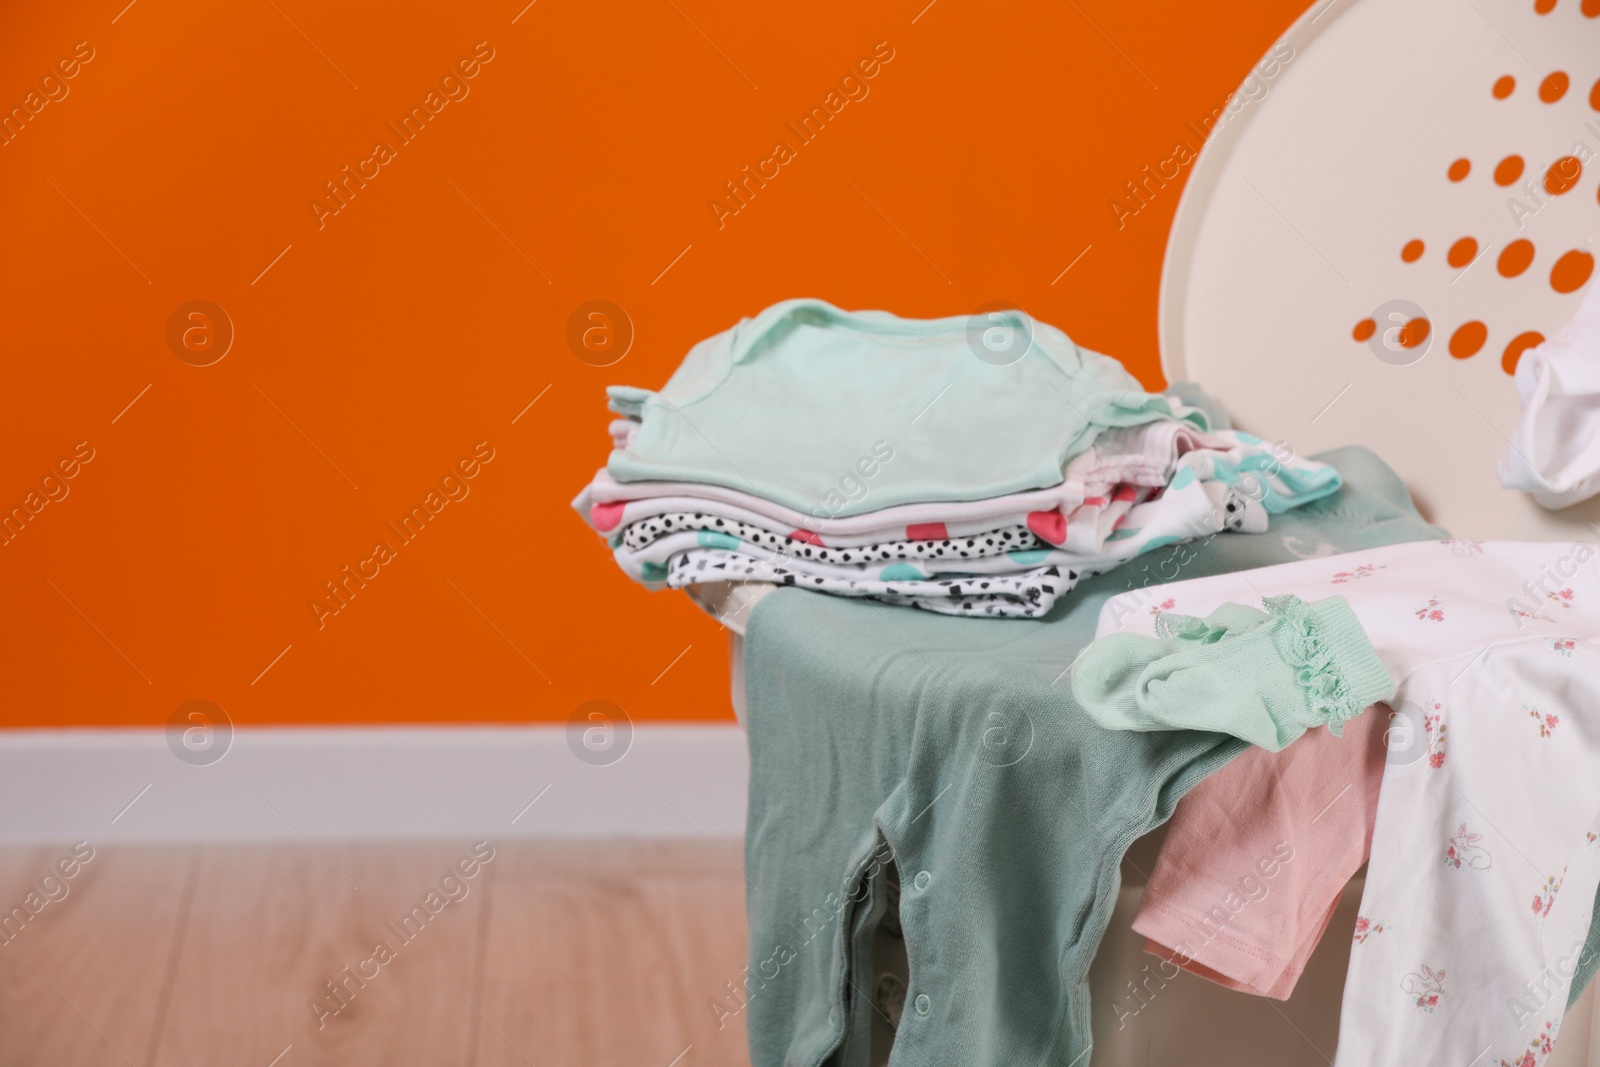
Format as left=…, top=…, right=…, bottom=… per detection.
left=1061, top=601, right=1273, bottom=733
left=1070, top=595, right=1396, bottom=751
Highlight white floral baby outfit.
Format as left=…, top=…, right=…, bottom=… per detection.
left=1096, top=540, right=1600, bottom=1065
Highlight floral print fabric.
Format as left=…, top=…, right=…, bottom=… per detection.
left=1096, top=540, right=1600, bottom=1064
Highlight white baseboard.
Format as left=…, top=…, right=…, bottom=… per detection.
left=0, top=725, right=749, bottom=844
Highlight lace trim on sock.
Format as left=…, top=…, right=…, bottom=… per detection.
left=1151, top=612, right=1216, bottom=641
left=1261, top=594, right=1363, bottom=735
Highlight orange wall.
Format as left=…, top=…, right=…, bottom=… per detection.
left=0, top=0, right=1308, bottom=728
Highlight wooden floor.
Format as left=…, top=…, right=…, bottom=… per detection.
left=0, top=841, right=751, bottom=1067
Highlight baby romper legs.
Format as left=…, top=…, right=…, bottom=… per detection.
left=1336, top=642, right=1600, bottom=1065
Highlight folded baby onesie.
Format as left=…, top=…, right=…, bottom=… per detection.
left=651, top=482, right=1261, bottom=618
left=1499, top=281, right=1600, bottom=508
left=1132, top=704, right=1390, bottom=999
left=581, top=417, right=1339, bottom=551
left=583, top=429, right=1340, bottom=617
left=603, top=411, right=1230, bottom=524
left=603, top=298, right=1203, bottom=515
left=1091, top=540, right=1600, bottom=1066
left=619, top=515, right=1039, bottom=559
left=579, top=414, right=1221, bottom=548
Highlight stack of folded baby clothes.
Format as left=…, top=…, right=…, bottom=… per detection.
left=574, top=298, right=1343, bottom=618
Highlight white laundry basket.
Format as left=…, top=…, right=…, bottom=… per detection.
left=1134, top=0, right=1600, bottom=1053
left=1160, top=0, right=1600, bottom=541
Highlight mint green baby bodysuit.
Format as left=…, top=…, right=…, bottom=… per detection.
left=606, top=299, right=1202, bottom=517
left=739, top=443, right=1448, bottom=1067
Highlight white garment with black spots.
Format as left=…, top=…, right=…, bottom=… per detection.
left=665, top=550, right=1075, bottom=619
left=641, top=483, right=1260, bottom=618
left=1217, top=491, right=1252, bottom=532
left=615, top=480, right=1264, bottom=600
left=621, top=513, right=1040, bottom=563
